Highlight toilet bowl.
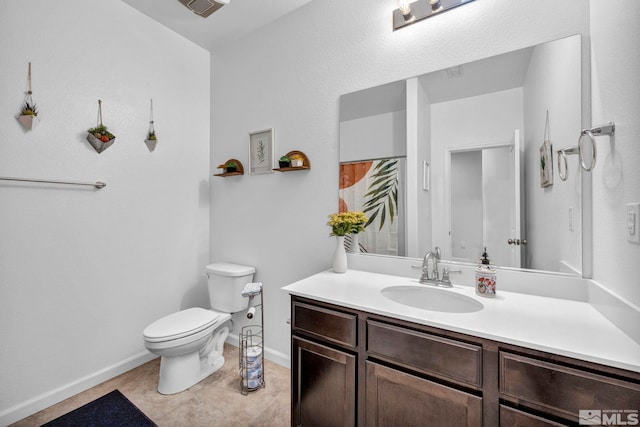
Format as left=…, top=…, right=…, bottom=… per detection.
left=143, top=262, right=255, bottom=394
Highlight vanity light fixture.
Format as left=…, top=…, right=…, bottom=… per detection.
left=393, top=0, right=476, bottom=31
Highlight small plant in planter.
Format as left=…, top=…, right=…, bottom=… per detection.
left=225, top=161, right=238, bottom=173
left=145, top=129, right=157, bottom=152
left=88, top=124, right=115, bottom=143
left=144, top=99, right=158, bottom=152
left=279, top=155, right=291, bottom=168
left=21, top=100, right=38, bottom=116
left=17, top=99, right=41, bottom=131
left=290, top=153, right=304, bottom=167
left=87, top=100, right=116, bottom=153
left=17, top=63, right=41, bottom=131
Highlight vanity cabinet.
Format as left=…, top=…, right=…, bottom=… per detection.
left=291, top=300, right=358, bottom=427
left=290, top=296, right=640, bottom=426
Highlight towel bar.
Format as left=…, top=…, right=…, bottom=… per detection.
left=0, top=176, right=106, bottom=189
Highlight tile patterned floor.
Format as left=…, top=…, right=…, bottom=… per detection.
left=12, top=344, right=291, bottom=426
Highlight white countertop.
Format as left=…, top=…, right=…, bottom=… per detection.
left=282, top=269, right=640, bottom=373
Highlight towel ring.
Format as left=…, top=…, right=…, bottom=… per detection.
left=556, top=122, right=615, bottom=182
left=579, top=122, right=615, bottom=172
left=578, top=130, right=597, bottom=172
left=557, top=146, right=579, bottom=181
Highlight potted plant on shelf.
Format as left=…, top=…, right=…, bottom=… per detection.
left=279, top=155, right=291, bottom=168
left=225, top=161, right=238, bottom=173
left=290, top=153, right=304, bottom=167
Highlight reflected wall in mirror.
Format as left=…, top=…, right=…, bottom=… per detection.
left=339, top=34, right=583, bottom=276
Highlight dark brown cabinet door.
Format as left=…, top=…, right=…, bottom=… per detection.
left=292, top=336, right=357, bottom=427
left=365, top=361, right=483, bottom=427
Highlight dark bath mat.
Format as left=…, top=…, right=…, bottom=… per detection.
left=41, top=389, right=157, bottom=427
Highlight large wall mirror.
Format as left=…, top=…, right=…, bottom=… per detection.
left=339, top=34, right=584, bottom=276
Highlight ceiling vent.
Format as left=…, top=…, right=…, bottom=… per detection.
left=178, top=0, right=230, bottom=18
left=446, top=65, right=464, bottom=78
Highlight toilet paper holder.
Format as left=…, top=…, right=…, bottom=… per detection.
left=239, top=284, right=265, bottom=395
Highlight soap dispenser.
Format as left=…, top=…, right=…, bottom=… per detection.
left=475, top=247, right=496, bottom=297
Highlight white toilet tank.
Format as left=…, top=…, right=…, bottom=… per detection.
left=205, top=262, right=256, bottom=313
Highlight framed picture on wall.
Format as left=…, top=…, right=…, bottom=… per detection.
left=539, top=140, right=553, bottom=187
left=249, top=128, right=274, bottom=174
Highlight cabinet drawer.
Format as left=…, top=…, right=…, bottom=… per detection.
left=500, top=405, right=569, bottom=427
left=292, top=301, right=357, bottom=349
left=500, top=352, right=640, bottom=420
left=367, top=320, right=482, bottom=387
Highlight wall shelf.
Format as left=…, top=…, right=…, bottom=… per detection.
left=214, top=158, right=244, bottom=177
left=273, top=150, right=311, bottom=172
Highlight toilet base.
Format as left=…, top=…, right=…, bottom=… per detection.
left=158, top=351, right=226, bottom=395
left=155, top=324, right=230, bottom=395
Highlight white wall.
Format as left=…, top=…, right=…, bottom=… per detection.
left=0, top=0, right=210, bottom=423
left=339, top=110, right=407, bottom=162
left=210, top=0, right=591, bottom=360
left=590, top=1, right=640, bottom=305
left=523, top=35, right=583, bottom=273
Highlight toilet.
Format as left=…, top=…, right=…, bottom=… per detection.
left=143, top=262, right=255, bottom=394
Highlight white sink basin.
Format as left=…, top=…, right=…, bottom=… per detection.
left=381, top=285, right=484, bottom=313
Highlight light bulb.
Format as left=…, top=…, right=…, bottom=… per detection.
left=397, top=0, right=413, bottom=20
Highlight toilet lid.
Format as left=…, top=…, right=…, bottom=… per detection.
left=143, top=307, right=222, bottom=342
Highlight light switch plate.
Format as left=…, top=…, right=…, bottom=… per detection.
left=627, top=203, right=640, bottom=243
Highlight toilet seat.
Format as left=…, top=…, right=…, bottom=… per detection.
left=143, top=307, right=225, bottom=343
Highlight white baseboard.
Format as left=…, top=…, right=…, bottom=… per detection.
left=0, top=351, right=156, bottom=427
left=226, top=333, right=291, bottom=369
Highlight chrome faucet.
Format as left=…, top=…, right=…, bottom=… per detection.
left=412, top=247, right=459, bottom=288
left=423, top=249, right=440, bottom=281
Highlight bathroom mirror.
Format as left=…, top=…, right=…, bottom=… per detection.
left=339, top=34, right=583, bottom=276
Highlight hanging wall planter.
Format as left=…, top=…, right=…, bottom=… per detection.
left=16, top=62, right=41, bottom=131
left=144, top=98, right=158, bottom=152
left=87, top=99, right=116, bottom=153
